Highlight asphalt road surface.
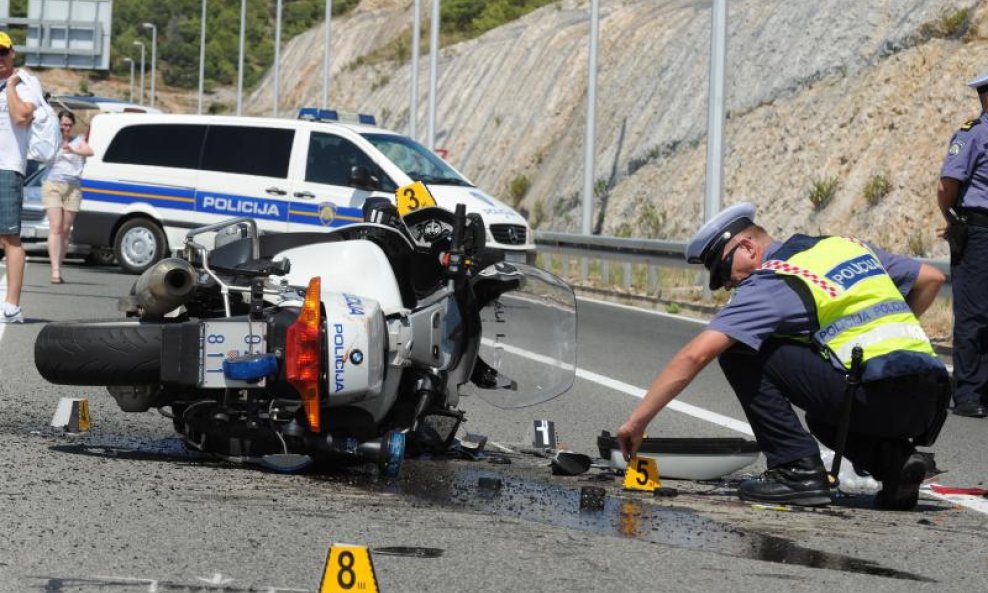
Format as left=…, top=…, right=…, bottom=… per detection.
left=0, top=257, right=986, bottom=592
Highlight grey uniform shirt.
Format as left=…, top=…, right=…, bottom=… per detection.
left=708, top=240, right=920, bottom=352
left=941, top=112, right=988, bottom=210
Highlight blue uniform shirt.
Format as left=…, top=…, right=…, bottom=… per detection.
left=708, top=240, right=920, bottom=352
left=941, top=112, right=988, bottom=210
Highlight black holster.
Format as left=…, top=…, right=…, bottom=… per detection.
left=947, top=211, right=968, bottom=265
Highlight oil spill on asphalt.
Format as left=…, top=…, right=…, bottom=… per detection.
left=373, top=465, right=934, bottom=582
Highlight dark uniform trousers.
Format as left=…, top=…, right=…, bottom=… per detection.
left=952, top=225, right=988, bottom=407
left=718, top=340, right=944, bottom=475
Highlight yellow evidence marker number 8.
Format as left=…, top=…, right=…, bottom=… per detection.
left=396, top=181, right=437, bottom=216
left=623, top=456, right=661, bottom=491
left=320, top=544, right=379, bottom=593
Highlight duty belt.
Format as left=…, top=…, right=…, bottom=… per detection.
left=961, top=208, right=988, bottom=228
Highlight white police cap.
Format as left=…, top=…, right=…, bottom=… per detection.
left=967, top=70, right=988, bottom=91
left=684, top=202, right=756, bottom=290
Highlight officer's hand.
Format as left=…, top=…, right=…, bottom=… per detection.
left=936, top=223, right=950, bottom=239
left=616, top=419, right=645, bottom=462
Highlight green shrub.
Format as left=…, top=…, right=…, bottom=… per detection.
left=665, top=302, right=680, bottom=314
left=808, top=176, right=840, bottom=210
left=907, top=229, right=927, bottom=257
left=940, top=7, right=970, bottom=37
left=862, top=173, right=892, bottom=206
left=531, top=200, right=545, bottom=228
left=508, top=175, right=530, bottom=205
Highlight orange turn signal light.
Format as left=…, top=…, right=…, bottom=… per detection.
left=285, top=277, right=323, bottom=432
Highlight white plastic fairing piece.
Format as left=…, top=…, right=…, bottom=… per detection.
left=276, top=240, right=405, bottom=314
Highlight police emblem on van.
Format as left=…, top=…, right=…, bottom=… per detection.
left=318, top=202, right=337, bottom=226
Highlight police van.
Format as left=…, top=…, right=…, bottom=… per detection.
left=74, top=110, right=534, bottom=273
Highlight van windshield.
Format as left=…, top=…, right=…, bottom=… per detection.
left=361, top=133, right=473, bottom=187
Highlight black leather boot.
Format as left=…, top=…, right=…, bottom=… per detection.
left=738, top=455, right=832, bottom=506
left=873, top=442, right=926, bottom=511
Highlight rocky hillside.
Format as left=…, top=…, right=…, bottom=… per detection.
left=245, top=0, right=988, bottom=258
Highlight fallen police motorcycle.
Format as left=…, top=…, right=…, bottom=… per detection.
left=34, top=202, right=577, bottom=475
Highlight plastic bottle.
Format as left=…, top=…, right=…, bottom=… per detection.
left=819, top=449, right=882, bottom=494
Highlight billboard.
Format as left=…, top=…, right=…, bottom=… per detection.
left=13, top=0, right=113, bottom=70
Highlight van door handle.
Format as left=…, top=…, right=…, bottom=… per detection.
left=265, top=187, right=287, bottom=196
left=293, top=191, right=316, bottom=199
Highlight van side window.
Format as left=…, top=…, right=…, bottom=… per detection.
left=306, top=132, right=396, bottom=191
left=104, top=124, right=208, bottom=168
left=201, top=126, right=295, bottom=178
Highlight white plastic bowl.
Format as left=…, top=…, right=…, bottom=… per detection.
left=597, top=432, right=762, bottom=480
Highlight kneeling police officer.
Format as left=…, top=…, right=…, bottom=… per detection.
left=616, top=203, right=949, bottom=510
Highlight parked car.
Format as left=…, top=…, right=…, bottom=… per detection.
left=74, top=111, right=535, bottom=273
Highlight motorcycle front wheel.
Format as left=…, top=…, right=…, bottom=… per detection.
left=35, top=320, right=164, bottom=386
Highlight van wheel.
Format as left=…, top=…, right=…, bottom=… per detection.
left=115, top=218, right=166, bottom=275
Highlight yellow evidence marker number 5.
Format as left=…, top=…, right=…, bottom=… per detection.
left=623, top=456, right=661, bottom=491
left=320, top=544, right=379, bottom=593
left=396, top=181, right=437, bottom=216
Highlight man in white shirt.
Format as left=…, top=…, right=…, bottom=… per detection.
left=0, top=31, right=36, bottom=323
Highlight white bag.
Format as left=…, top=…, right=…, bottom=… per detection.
left=19, top=70, right=61, bottom=166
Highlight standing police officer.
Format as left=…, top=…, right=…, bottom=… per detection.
left=616, top=203, right=949, bottom=510
left=938, top=71, right=988, bottom=418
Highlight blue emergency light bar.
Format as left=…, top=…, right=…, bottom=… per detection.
left=297, top=107, right=376, bottom=126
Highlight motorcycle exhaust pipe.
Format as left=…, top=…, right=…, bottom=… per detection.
left=132, top=258, right=197, bottom=318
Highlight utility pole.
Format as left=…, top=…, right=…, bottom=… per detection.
left=123, top=57, right=135, bottom=103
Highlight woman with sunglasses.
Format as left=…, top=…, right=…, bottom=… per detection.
left=41, top=110, right=93, bottom=284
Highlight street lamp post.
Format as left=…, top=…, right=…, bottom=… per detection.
left=142, top=23, right=157, bottom=109
left=198, top=0, right=207, bottom=114
left=322, top=0, right=332, bottom=108
left=426, top=0, right=440, bottom=150
left=409, top=0, right=420, bottom=139
left=122, top=57, right=135, bottom=103
left=274, top=0, right=282, bottom=116
left=132, top=41, right=145, bottom=106
left=236, top=0, right=246, bottom=116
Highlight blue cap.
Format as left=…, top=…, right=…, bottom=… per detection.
left=967, top=71, right=988, bottom=91
left=684, top=202, right=756, bottom=290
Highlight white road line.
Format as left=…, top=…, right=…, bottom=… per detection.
left=578, top=295, right=708, bottom=325
left=574, top=366, right=754, bottom=436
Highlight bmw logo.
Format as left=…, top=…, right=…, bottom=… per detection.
left=318, top=202, right=337, bottom=226
left=350, top=350, right=364, bottom=365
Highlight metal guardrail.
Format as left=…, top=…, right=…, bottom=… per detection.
left=535, top=231, right=951, bottom=286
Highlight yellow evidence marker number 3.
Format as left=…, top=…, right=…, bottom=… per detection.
left=396, top=181, right=437, bottom=216
left=320, top=544, right=379, bottom=593
left=623, top=456, right=661, bottom=491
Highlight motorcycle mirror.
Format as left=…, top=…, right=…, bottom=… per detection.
left=350, top=165, right=381, bottom=191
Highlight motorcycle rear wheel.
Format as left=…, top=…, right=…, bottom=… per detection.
left=35, top=320, right=164, bottom=386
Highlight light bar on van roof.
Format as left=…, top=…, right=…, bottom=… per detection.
left=297, top=107, right=376, bottom=126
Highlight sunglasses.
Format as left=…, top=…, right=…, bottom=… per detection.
left=718, top=243, right=741, bottom=288
left=0, top=48, right=11, bottom=57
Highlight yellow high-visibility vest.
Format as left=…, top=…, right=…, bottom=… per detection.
left=760, top=236, right=936, bottom=374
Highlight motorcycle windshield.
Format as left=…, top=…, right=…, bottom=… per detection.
left=468, top=263, right=577, bottom=409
